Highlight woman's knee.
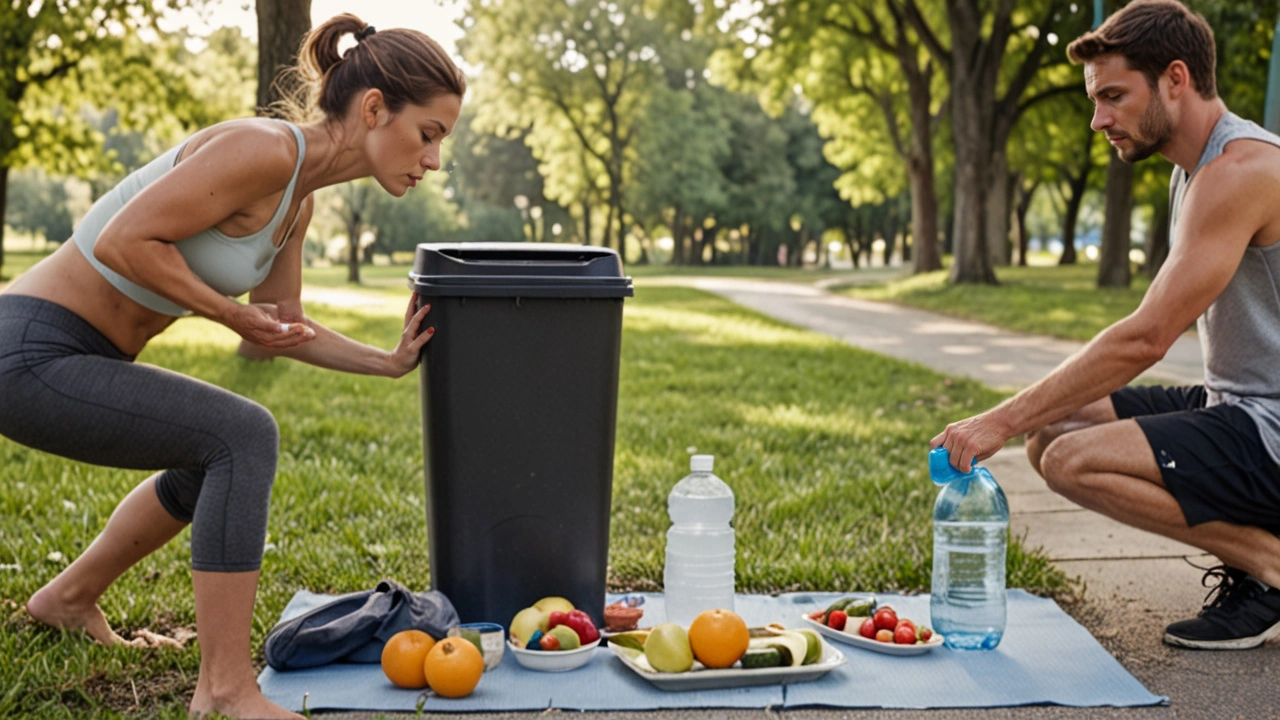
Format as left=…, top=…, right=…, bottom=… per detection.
left=155, top=468, right=204, bottom=522
left=238, top=400, right=279, bottom=452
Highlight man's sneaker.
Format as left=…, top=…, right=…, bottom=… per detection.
left=1163, top=565, right=1280, bottom=650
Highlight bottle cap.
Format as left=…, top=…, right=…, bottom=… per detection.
left=690, top=454, right=714, bottom=472
left=929, top=446, right=976, bottom=486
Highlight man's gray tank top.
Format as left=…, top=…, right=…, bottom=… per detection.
left=1169, top=111, right=1280, bottom=464
left=72, top=121, right=306, bottom=317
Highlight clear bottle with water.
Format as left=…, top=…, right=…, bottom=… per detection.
left=663, top=454, right=735, bottom=626
left=928, top=447, right=1009, bottom=650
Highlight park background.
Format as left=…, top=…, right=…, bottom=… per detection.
left=1, top=0, right=1277, bottom=717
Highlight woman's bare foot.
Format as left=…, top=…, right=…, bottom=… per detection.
left=25, top=584, right=185, bottom=648
left=189, top=683, right=303, bottom=720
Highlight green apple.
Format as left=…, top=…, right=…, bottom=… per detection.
left=644, top=622, right=694, bottom=673
left=548, top=624, right=581, bottom=650
left=510, top=606, right=550, bottom=646
left=532, top=596, right=575, bottom=614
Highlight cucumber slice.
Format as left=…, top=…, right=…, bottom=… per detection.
left=739, top=648, right=784, bottom=669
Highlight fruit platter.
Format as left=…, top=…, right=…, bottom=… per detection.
left=800, top=595, right=944, bottom=656
left=606, top=609, right=846, bottom=691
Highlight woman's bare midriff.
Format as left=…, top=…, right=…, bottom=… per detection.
left=3, top=242, right=177, bottom=356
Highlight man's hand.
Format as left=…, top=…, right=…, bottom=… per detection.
left=931, top=409, right=1016, bottom=473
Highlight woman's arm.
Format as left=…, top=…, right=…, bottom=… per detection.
left=238, top=195, right=434, bottom=378
left=94, top=123, right=313, bottom=349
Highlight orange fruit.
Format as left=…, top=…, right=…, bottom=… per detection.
left=381, top=629, right=437, bottom=689
left=688, top=608, right=750, bottom=669
left=424, top=636, right=484, bottom=698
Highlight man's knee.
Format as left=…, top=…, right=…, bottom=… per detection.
left=1040, top=434, right=1090, bottom=498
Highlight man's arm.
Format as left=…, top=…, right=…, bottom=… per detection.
left=934, top=145, right=1272, bottom=471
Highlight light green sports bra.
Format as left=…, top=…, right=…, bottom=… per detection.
left=73, top=121, right=306, bottom=317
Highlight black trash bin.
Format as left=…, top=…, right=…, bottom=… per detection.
left=409, top=243, right=634, bottom=630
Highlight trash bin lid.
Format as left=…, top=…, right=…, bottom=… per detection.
left=409, top=243, right=635, bottom=298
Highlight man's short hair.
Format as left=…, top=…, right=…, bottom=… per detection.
left=1066, top=0, right=1217, bottom=100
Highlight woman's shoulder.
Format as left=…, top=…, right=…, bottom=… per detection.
left=176, top=119, right=303, bottom=184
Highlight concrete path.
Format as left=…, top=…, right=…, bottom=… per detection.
left=314, top=276, right=1278, bottom=719
left=674, top=276, right=1205, bottom=391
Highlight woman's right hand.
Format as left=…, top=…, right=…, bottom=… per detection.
left=224, top=303, right=316, bottom=348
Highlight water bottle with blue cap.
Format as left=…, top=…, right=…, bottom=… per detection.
left=928, top=446, right=1009, bottom=650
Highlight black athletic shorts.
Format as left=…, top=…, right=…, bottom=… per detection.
left=1111, top=385, right=1280, bottom=535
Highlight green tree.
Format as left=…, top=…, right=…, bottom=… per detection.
left=628, top=82, right=731, bottom=265
left=368, top=175, right=461, bottom=256
left=445, top=112, right=567, bottom=243
left=0, top=0, right=217, bottom=275
left=460, top=0, right=679, bottom=254
left=4, top=168, right=73, bottom=244
left=903, top=0, right=1091, bottom=284
left=740, top=0, right=948, bottom=274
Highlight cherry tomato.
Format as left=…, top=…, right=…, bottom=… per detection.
left=827, top=610, right=848, bottom=631
left=896, top=618, right=915, bottom=631
left=859, top=617, right=877, bottom=639
left=894, top=625, right=918, bottom=644
left=918, top=626, right=934, bottom=642
left=872, top=606, right=898, bottom=631
left=539, top=633, right=560, bottom=651
left=874, top=628, right=894, bottom=643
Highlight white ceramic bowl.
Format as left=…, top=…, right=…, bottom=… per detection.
left=509, top=637, right=600, bottom=672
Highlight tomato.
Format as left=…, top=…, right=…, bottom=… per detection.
left=859, top=617, right=877, bottom=639
left=827, top=610, right=848, bottom=631
left=894, top=625, right=918, bottom=644
left=895, top=618, right=915, bottom=631
left=539, top=633, right=560, bottom=651
left=872, top=606, right=898, bottom=631
left=874, top=628, right=894, bottom=643
left=918, top=626, right=934, bottom=642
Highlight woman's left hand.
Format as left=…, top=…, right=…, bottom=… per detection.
left=388, top=294, right=434, bottom=377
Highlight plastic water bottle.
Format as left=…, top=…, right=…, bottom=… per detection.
left=663, top=454, right=735, bottom=626
left=928, top=447, right=1009, bottom=650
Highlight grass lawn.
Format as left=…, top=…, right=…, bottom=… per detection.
left=0, top=274, right=1074, bottom=718
left=834, top=263, right=1153, bottom=343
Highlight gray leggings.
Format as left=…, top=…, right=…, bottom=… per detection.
left=0, top=295, right=278, bottom=572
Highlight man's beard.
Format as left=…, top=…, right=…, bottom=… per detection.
left=1117, top=96, right=1173, bottom=163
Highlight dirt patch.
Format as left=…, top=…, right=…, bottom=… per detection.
left=65, top=670, right=194, bottom=717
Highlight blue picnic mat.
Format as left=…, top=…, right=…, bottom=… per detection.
left=258, top=590, right=1166, bottom=712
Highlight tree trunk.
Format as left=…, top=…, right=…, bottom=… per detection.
left=0, top=166, right=8, bottom=277
left=945, top=3, right=997, bottom=285
left=985, top=148, right=1012, bottom=267
left=704, top=221, right=719, bottom=265
left=1059, top=175, right=1088, bottom=266
left=256, top=0, right=313, bottom=117
left=1014, top=177, right=1039, bottom=267
left=905, top=60, right=941, bottom=274
left=1098, top=147, right=1134, bottom=288
left=1145, top=192, right=1170, bottom=279
left=669, top=206, right=685, bottom=265
left=346, top=214, right=362, bottom=284
left=582, top=199, right=592, bottom=247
